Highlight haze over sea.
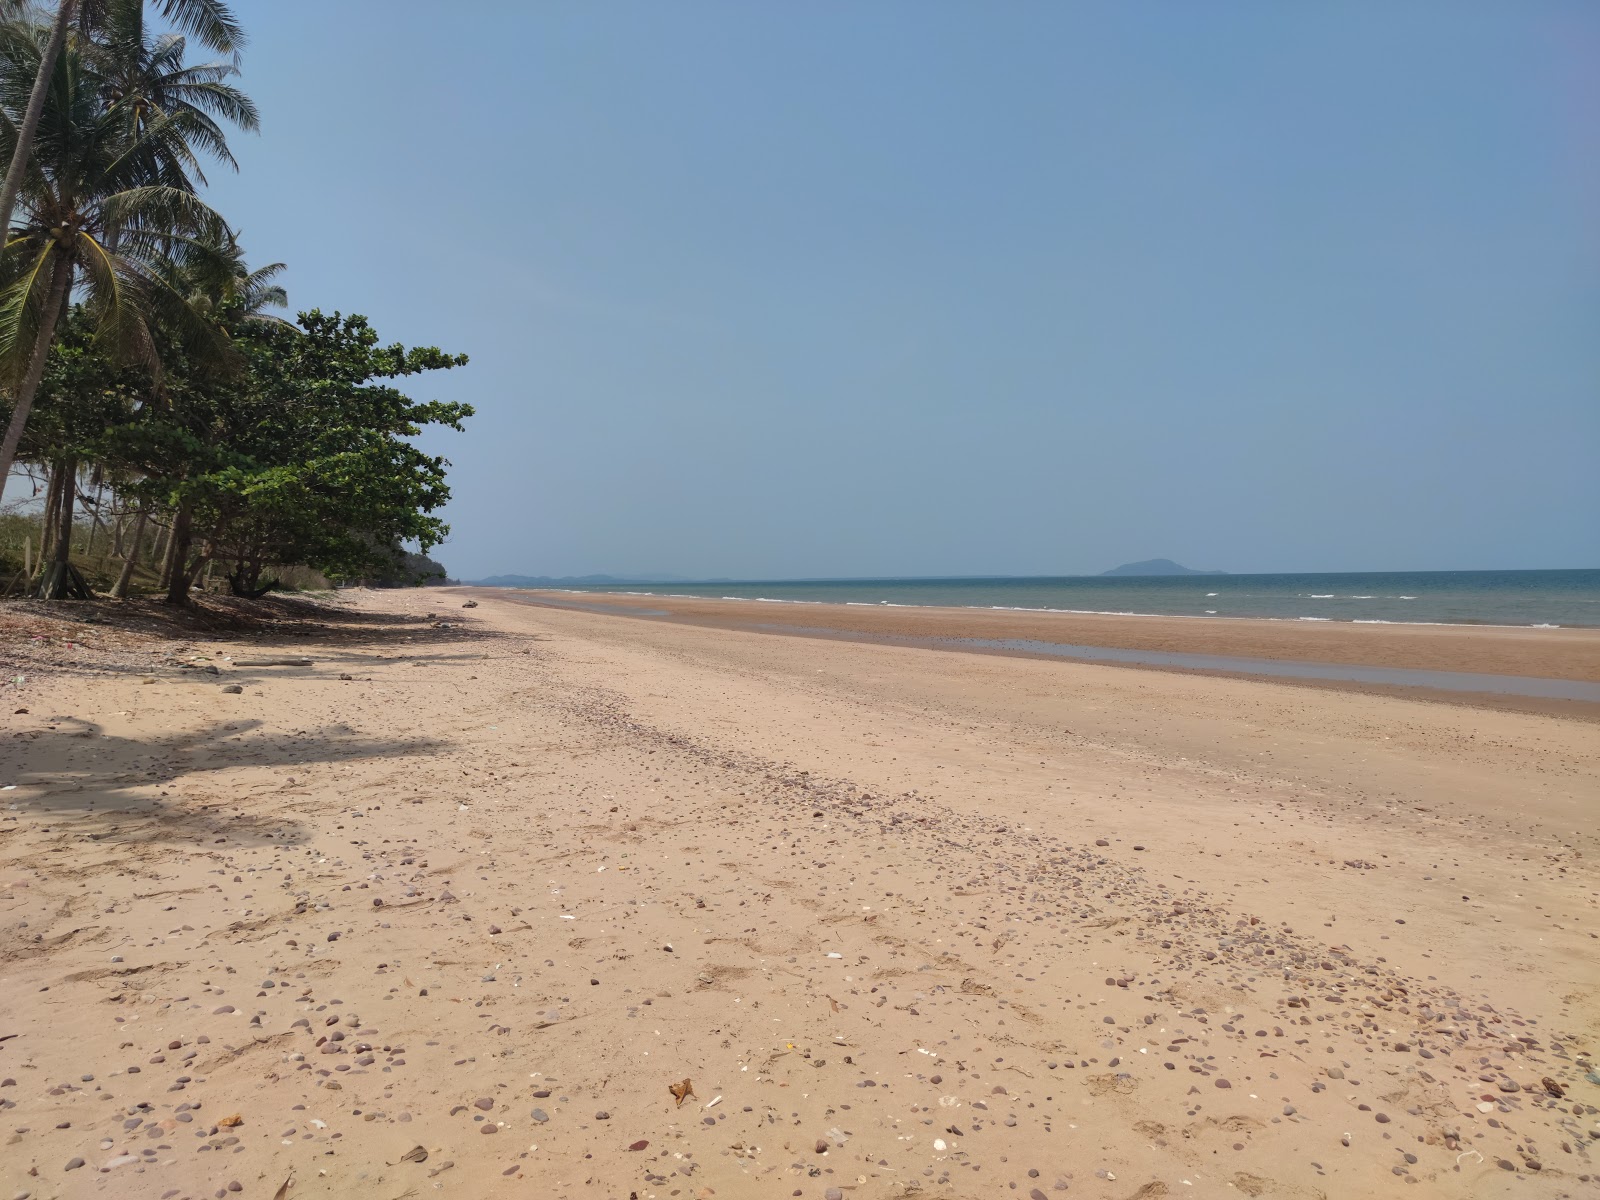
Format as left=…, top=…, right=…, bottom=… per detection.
left=552, top=569, right=1599, bottom=629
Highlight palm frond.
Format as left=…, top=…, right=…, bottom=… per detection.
left=73, top=227, right=160, bottom=369
left=0, top=238, right=65, bottom=379
left=152, top=0, right=245, bottom=57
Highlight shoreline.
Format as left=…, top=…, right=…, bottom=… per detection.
left=557, top=586, right=1597, bottom=632
left=468, top=587, right=1600, bottom=695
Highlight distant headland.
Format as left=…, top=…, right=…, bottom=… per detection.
left=1101, top=558, right=1227, bottom=577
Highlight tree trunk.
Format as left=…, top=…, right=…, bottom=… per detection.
left=34, top=463, right=62, bottom=579
left=150, top=517, right=169, bottom=577
left=0, top=1, right=77, bottom=249
left=37, top=456, right=75, bottom=599
left=163, top=504, right=195, bottom=605
left=110, top=503, right=148, bottom=598
left=87, top=479, right=107, bottom=562
left=37, top=454, right=75, bottom=598
left=159, top=508, right=184, bottom=590
left=0, top=253, right=71, bottom=506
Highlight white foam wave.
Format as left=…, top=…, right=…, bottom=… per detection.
left=533, top=585, right=1586, bottom=631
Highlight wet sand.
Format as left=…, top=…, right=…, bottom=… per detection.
left=480, top=588, right=1600, bottom=684
left=2, top=589, right=1596, bottom=1200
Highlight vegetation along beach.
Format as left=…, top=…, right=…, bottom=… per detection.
left=2, top=4, right=1596, bottom=1200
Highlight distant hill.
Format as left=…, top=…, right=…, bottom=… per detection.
left=468, top=573, right=697, bottom=587
left=1101, top=558, right=1226, bottom=577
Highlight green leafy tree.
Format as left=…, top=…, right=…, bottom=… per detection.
left=111, top=310, right=471, bottom=603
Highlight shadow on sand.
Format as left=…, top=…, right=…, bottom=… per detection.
left=6, top=715, right=449, bottom=849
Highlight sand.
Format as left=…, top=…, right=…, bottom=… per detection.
left=1, top=589, right=1596, bottom=1200
left=486, top=588, right=1600, bottom=684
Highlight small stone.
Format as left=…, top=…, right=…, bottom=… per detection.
left=1095, top=839, right=1110, bottom=848
left=473, top=1097, right=494, bottom=1111
left=530, top=1108, right=549, bottom=1123
left=628, top=1139, right=649, bottom=1151
left=221, top=685, right=243, bottom=694
left=64, top=1159, right=85, bottom=1172
left=595, top=1111, right=610, bottom=1120
left=1214, top=1079, right=1232, bottom=1089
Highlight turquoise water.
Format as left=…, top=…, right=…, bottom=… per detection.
left=551, top=569, right=1600, bottom=628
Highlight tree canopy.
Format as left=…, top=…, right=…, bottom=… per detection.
left=0, top=1, right=473, bottom=601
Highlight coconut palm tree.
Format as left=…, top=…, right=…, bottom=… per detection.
left=0, top=0, right=242, bottom=259
left=0, top=28, right=239, bottom=513
left=89, top=0, right=256, bottom=184
left=162, top=223, right=285, bottom=327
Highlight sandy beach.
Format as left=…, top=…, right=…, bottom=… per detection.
left=2, top=588, right=1596, bottom=1200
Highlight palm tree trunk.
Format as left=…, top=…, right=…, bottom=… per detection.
left=110, top=503, right=148, bottom=598
left=0, top=1, right=77, bottom=247
left=0, top=253, right=70, bottom=506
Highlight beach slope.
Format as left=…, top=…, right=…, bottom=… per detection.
left=1, top=590, right=1595, bottom=1199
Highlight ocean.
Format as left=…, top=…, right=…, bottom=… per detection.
left=551, top=569, right=1600, bottom=628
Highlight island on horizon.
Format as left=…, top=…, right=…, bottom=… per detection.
left=1101, top=558, right=1227, bottom=577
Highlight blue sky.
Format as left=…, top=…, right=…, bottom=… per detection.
left=212, top=1, right=1598, bottom=579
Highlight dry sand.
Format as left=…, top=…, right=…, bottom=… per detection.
left=1, top=589, right=1596, bottom=1200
